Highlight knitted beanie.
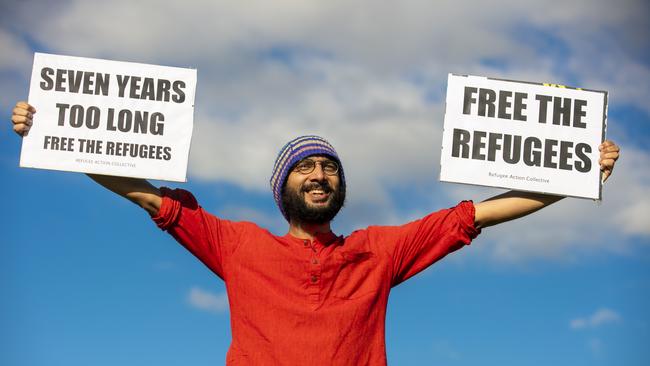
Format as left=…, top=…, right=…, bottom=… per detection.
left=270, top=135, right=345, bottom=221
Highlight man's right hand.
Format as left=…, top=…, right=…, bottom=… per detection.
left=11, top=101, right=36, bottom=137
left=11, top=100, right=163, bottom=216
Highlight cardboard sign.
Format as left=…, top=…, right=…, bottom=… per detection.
left=20, top=53, right=197, bottom=182
left=440, top=74, right=607, bottom=199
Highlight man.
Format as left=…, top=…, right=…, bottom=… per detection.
left=11, top=101, right=620, bottom=365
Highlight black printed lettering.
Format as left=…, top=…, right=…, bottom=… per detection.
left=553, top=97, right=572, bottom=126
left=172, top=80, right=186, bottom=103
left=558, top=141, right=573, bottom=171
left=502, top=135, right=521, bottom=164
left=513, top=92, right=527, bottom=121
left=543, top=139, right=558, bottom=168
left=463, top=87, right=477, bottom=115
left=448, top=129, right=591, bottom=173
left=156, top=79, right=171, bottom=102
left=478, top=88, right=496, bottom=117
left=574, top=143, right=592, bottom=173
left=471, top=131, right=487, bottom=160
left=573, top=99, right=587, bottom=129
left=497, top=91, right=512, bottom=120
left=523, top=137, right=542, bottom=167
left=487, top=133, right=502, bottom=161
left=129, top=76, right=142, bottom=99
left=40, top=67, right=54, bottom=90
left=452, top=128, right=471, bottom=158
left=536, top=94, right=552, bottom=124
left=116, top=75, right=130, bottom=97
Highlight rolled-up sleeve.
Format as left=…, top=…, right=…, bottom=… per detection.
left=367, top=201, right=480, bottom=286
left=153, top=187, right=190, bottom=229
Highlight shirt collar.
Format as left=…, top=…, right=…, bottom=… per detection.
left=284, top=231, right=341, bottom=246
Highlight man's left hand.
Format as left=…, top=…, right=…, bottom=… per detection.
left=599, top=140, right=620, bottom=183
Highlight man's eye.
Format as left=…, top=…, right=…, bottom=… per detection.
left=296, top=162, right=313, bottom=171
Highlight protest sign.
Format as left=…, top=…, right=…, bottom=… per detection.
left=20, top=52, right=197, bottom=182
left=440, top=74, right=607, bottom=199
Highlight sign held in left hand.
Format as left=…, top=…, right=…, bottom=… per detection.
left=440, top=74, right=607, bottom=200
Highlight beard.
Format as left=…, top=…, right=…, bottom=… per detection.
left=282, top=180, right=346, bottom=224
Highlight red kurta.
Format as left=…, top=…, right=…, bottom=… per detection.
left=153, top=188, right=479, bottom=365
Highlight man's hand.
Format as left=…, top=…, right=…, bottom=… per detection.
left=11, top=101, right=35, bottom=137
left=10, top=100, right=162, bottom=216
left=599, top=140, right=620, bottom=182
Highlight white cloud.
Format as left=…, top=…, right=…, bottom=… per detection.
left=187, top=286, right=229, bottom=313
left=442, top=141, right=650, bottom=262
left=0, top=29, right=34, bottom=110
left=218, top=204, right=287, bottom=234
left=526, top=0, right=650, bottom=113
left=611, top=147, right=650, bottom=236
left=570, top=308, right=621, bottom=330
left=188, top=58, right=442, bottom=231
left=0, top=29, right=32, bottom=71
left=14, top=0, right=649, bottom=103
left=2, top=0, right=648, bottom=261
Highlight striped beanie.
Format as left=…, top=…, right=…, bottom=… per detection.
left=270, top=135, right=345, bottom=220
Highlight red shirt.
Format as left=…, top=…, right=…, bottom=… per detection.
left=153, top=188, right=479, bottom=365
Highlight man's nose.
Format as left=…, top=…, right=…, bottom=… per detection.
left=308, top=162, right=326, bottom=180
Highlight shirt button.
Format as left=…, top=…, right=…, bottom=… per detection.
left=311, top=258, right=319, bottom=265
left=310, top=275, right=318, bottom=283
left=303, top=240, right=309, bottom=247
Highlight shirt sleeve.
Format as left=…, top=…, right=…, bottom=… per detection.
left=366, top=201, right=480, bottom=286
left=151, top=187, right=243, bottom=281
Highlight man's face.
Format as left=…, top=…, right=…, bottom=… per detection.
left=282, top=156, right=345, bottom=224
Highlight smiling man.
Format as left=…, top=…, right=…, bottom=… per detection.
left=272, top=137, right=347, bottom=237
left=11, top=103, right=620, bottom=365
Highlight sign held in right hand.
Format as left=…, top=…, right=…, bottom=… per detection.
left=20, top=52, right=197, bottom=182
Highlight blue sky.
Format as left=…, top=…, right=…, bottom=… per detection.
left=1, top=0, right=649, bottom=365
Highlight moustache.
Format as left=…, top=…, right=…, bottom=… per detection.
left=301, top=182, right=333, bottom=193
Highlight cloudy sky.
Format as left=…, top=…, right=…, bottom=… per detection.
left=1, top=0, right=648, bottom=365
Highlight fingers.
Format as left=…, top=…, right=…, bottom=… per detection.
left=602, top=169, right=612, bottom=183
left=11, top=101, right=36, bottom=137
left=600, top=160, right=614, bottom=182
left=599, top=158, right=616, bottom=171
left=599, top=140, right=614, bottom=149
left=598, top=140, right=620, bottom=183
left=15, top=101, right=36, bottom=112
left=600, top=152, right=619, bottom=160
left=599, top=140, right=620, bottom=154
left=598, top=140, right=620, bottom=163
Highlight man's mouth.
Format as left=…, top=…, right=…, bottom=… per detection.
left=302, top=184, right=332, bottom=203
left=307, top=189, right=329, bottom=201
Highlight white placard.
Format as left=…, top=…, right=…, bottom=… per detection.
left=440, top=74, right=607, bottom=199
left=20, top=52, right=197, bottom=182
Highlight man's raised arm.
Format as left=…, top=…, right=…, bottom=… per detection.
left=474, top=140, right=620, bottom=229
left=11, top=101, right=162, bottom=216
left=87, top=174, right=162, bottom=216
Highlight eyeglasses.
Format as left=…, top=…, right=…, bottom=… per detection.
left=293, top=159, right=339, bottom=175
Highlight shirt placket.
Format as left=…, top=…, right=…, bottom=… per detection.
left=303, top=239, right=322, bottom=304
